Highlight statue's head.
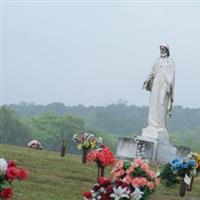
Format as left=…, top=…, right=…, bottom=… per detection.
left=160, top=43, right=170, bottom=58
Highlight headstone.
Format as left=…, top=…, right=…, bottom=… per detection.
left=156, top=142, right=177, bottom=163
left=136, top=139, right=154, bottom=160
left=135, top=137, right=157, bottom=160
left=116, top=126, right=190, bottom=163
left=116, top=137, right=137, bottom=159
left=116, top=135, right=190, bottom=164
left=176, top=146, right=191, bottom=159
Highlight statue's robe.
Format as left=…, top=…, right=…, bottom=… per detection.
left=145, top=57, right=175, bottom=129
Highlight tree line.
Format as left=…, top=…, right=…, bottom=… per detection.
left=2, top=102, right=200, bottom=152
left=0, top=106, right=117, bottom=153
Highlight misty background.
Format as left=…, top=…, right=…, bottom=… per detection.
left=1, top=2, right=200, bottom=108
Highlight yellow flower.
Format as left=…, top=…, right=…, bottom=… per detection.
left=187, top=152, right=200, bottom=168
left=194, top=153, right=200, bottom=167
left=91, top=142, right=95, bottom=148
left=77, top=144, right=82, bottom=150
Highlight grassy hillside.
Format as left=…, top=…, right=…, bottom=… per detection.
left=0, top=144, right=200, bottom=200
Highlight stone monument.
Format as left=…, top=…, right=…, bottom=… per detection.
left=116, top=43, right=190, bottom=163
left=116, top=137, right=137, bottom=159
left=139, top=42, right=176, bottom=163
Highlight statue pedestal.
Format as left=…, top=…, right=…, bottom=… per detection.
left=137, top=126, right=177, bottom=163
left=116, top=127, right=190, bottom=163
left=140, top=126, right=169, bottom=143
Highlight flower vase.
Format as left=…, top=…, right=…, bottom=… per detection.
left=60, top=139, right=66, bottom=157
left=187, top=176, right=194, bottom=192
left=82, top=149, right=88, bottom=164
left=60, top=144, right=66, bottom=157
left=179, top=177, right=187, bottom=197
left=97, top=164, right=105, bottom=180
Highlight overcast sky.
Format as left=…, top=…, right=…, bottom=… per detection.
left=1, top=1, right=200, bottom=108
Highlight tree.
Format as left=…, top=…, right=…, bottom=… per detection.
left=0, top=106, right=31, bottom=145
left=28, top=113, right=85, bottom=152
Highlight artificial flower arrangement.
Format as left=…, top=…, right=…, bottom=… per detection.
left=170, top=158, right=197, bottom=178
left=72, top=133, right=103, bottom=163
left=83, top=177, right=144, bottom=200
left=0, top=158, right=29, bottom=199
left=110, top=159, right=159, bottom=200
left=87, top=145, right=116, bottom=178
left=160, top=156, right=197, bottom=197
left=186, top=152, right=200, bottom=171
left=83, top=158, right=159, bottom=200
left=160, top=157, right=197, bottom=185
left=159, top=163, right=178, bottom=187
left=72, top=133, right=103, bottom=151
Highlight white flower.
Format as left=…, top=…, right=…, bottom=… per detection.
left=144, top=159, right=150, bottom=164
left=72, top=134, right=78, bottom=140
left=110, top=186, right=130, bottom=200
left=99, top=187, right=105, bottom=193
left=130, top=186, right=144, bottom=200
left=191, top=168, right=197, bottom=176
left=97, top=137, right=103, bottom=143
left=156, top=170, right=161, bottom=177
left=84, top=133, right=89, bottom=137
left=0, top=158, right=8, bottom=174
left=141, top=147, right=145, bottom=151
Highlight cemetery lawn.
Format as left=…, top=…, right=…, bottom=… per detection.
left=0, top=144, right=200, bottom=200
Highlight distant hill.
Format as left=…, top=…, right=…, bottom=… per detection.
left=5, top=102, right=200, bottom=151
left=6, top=102, right=200, bottom=133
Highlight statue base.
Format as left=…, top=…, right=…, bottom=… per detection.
left=140, top=126, right=169, bottom=143
left=137, top=126, right=177, bottom=163
left=116, top=126, right=191, bottom=163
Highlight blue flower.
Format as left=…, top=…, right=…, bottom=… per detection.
left=181, top=163, right=189, bottom=169
left=172, top=159, right=180, bottom=164
left=187, top=159, right=196, bottom=167
left=171, top=161, right=182, bottom=170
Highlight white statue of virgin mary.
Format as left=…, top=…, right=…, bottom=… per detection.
left=143, top=43, right=175, bottom=130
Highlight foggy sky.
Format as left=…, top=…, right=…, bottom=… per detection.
left=1, top=1, right=200, bottom=108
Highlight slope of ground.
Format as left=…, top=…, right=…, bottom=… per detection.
left=0, top=144, right=199, bottom=200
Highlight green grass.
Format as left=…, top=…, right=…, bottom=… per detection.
left=0, top=144, right=200, bottom=200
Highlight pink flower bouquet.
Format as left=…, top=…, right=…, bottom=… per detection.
left=110, top=159, right=159, bottom=200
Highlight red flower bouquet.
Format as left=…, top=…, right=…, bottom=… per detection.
left=87, top=145, right=115, bottom=179
left=83, top=177, right=144, bottom=200
left=87, top=145, right=115, bottom=167
left=0, top=159, right=29, bottom=199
